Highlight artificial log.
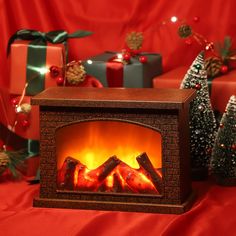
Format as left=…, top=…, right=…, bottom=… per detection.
left=75, top=169, right=98, bottom=191
left=113, top=172, right=133, bottom=193
left=85, top=155, right=120, bottom=182
left=112, top=173, right=124, bottom=192
left=136, top=152, right=163, bottom=193
left=117, top=162, right=159, bottom=194
left=97, top=181, right=108, bottom=192
left=58, top=154, right=162, bottom=194
left=76, top=155, right=121, bottom=191
left=57, top=156, right=78, bottom=190
left=97, top=173, right=123, bottom=192
left=97, top=155, right=121, bottom=181
left=97, top=172, right=134, bottom=193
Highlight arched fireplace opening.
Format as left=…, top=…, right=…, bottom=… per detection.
left=56, top=120, right=162, bottom=194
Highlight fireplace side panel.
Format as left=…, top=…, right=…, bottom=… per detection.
left=178, top=104, right=192, bottom=202
left=39, top=107, right=189, bottom=205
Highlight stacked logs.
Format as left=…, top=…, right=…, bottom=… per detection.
left=57, top=152, right=162, bottom=194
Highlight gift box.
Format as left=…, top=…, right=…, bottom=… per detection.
left=153, top=66, right=236, bottom=113
left=83, top=52, right=162, bottom=88
left=9, top=40, right=65, bottom=95
left=7, top=29, right=93, bottom=96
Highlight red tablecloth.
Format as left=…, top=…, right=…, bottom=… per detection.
left=0, top=179, right=236, bottom=236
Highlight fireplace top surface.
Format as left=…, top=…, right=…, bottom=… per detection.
left=31, top=87, right=195, bottom=109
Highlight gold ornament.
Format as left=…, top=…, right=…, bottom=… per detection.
left=65, top=61, right=86, bottom=85
left=126, top=32, right=143, bottom=50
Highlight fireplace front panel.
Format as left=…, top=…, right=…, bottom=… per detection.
left=39, top=107, right=181, bottom=203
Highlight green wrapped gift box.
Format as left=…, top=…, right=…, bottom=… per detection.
left=83, top=52, right=162, bottom=88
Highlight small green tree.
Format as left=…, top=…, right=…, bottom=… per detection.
left=180, top=52, right=217, bottom=178
left=210, top=95, right=236, bottom=183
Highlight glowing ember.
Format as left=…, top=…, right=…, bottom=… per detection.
left=58, top=153, right=162, bottom=194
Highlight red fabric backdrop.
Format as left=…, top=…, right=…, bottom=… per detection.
left=1, top=0, right=236, bottom=88
left=1, top=1, right=236, bottom=235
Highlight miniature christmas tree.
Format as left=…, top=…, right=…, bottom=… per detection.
left=180, top=52, right=217, bottom=179
left=210, top=95, right=236, bottom=185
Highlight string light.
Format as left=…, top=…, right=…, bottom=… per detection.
left=170, top=16, right=178, bottom=23
left=117, top=53, right=123, bottom=59
left=27, top=65, right=49, bottom=75
left=38, top=67, right=49, bottom=75
left=15, top=106, right=22, bottom=113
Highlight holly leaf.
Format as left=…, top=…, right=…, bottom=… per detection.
left=69, top=30, right=93, bottom=38
left=7, top=162, right=19, bottom=178
left=221, top=36, right=232, bottom=58
left=215, top=36, right=233, bottom=62
left=5, top=149, right=28, bottom=178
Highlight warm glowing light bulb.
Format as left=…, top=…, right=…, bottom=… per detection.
left=87, top=60, right=93, bottom=64
left=117, top=53, right=123, bottom=59
left=15, top=106, right=22, bottom=113
left=27, top=65, right=49, bottom=75
left=170, top=16, right=178, bottom=23
left=38, top=67, right=49, bottom=75
left=16, top=106, right=22, bottom=113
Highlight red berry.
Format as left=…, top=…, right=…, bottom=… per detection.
left=220, top=65, right=228, bottom=74
left=22, top=119, right=30, bottom=127
left=185, top=38, right=192, bottom=45
left=11, top=98, right=18, bottom=106
left=206, top=148, right=212, bottom=154
left=139, top=55, right=148, bottom=63
left=193, top=16, right=200, bottom=22
left=123, top=53, right=131, bottom=61
left=56, top=77, right=64, bottom=86
left=131, top=49, right=140, bottom=56
left=194, top=83, right=202, bottom=90
left=205, top=42, right=214, bottom=51
left=50, top=66, right=60, bottom=78
left=231, top=144, right=236, bottom=150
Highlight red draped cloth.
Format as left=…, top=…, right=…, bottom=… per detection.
left=1, top=1, right=236, bottom=235
left=1, top=0, right=236, bottom=89
left=0, top=179, right=236, bottom=235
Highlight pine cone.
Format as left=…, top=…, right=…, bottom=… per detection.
left=205, top=56, right=223, bottom=78
left=178, top=24, right=192, bottom=38
left=0, top=152, right=9, bottom=174
left=65, top=61, right=86, bottom=85
left=126, top=32, right=143, bottom=50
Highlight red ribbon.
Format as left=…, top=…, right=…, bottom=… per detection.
left=106, top=57, right=124, bottom=87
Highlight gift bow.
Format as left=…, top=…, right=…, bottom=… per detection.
left=7, top=29, right=93, bottom=55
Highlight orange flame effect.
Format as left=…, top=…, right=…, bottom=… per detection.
left=56, top=121, right=162, bottom=170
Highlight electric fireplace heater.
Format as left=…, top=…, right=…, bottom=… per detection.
left=32, top=87, right=196, bottom=214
